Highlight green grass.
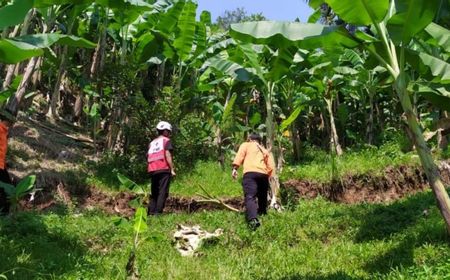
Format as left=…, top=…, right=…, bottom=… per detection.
left=87, top=160, right=243, bottom=198
left=87, top=144, right=421, bottom=199
left=282, top=143, right=420, bottom=183
left=170, top=161, right=242, bottom=197
left=1, top=190, right=449, bottom=279
left=88, top=142, right=424, bottom=197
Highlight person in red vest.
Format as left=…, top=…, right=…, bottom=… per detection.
left=147, top=121, right=175, bottom=215
left=0, top=109, right=14, bottom=214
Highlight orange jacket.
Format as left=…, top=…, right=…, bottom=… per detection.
left=0, top=122, right=8, bottom=169
left=232, top=141, right=275, bottom=176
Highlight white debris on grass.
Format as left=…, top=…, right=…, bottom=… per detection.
left=173, top=224, right=223, bottom=257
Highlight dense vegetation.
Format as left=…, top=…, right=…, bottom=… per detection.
left=0, top=0, right=449, bottom=279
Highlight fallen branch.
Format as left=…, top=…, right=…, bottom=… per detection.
left=192, top=182, right=240, bottom=213
left=196, top=198, right=240, bottom=212
left=27, top=117, right=94, bottom=144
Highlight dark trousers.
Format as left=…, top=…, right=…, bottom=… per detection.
left=148, top=172, right=171, bottom=215
left=242, top=172, right=269, bottom=221
left=0, top=169, right=12, bottom=214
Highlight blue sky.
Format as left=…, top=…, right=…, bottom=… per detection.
left=196, top=0, right=313, bottom=22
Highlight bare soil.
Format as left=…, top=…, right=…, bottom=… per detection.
left=20, top=184, right=244, bottom=217
left=283, top=161, right=450, bottom=204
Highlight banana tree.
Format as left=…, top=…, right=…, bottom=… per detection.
left=198, top=58, right=250, bottom=169
left=203, top=40, right=310, bottom=207
left=306, top=51, right=349, bottom=156
left=0, top=0, right=96, bottom=116
left=277, top=77, right=310, bottom=163
left=135, top=0, right=201, bottom=92
left=46, top=2, right=97, bottom=119
left=231, top=1, right=450, bottom=233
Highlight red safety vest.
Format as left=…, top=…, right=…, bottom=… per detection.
left=147, top=136, right=170, bottom=172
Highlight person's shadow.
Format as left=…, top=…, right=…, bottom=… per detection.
left=0, top=211, right=90, bottom=279
left=354, top=190, right=450, bottom=275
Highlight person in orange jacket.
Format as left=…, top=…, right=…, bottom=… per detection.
left=0, top=109, right=14, bottom=214
left=232, top=133, right=275, bottom=230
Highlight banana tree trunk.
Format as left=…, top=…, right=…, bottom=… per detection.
left=438, top=111, right=449, bottom=150
left=2, top=9, right=34, bottom=91
left=73, top=90, right=83, bottom=124
left=6, top=56, right=38, bottom=115
left=90, top=8, right=108, bottom=79
left=2, top=65, right=17, bottom=91
left=47, top=15, right=76, bottom=120
left=396, top=77, right=450, bottom=234
left=366, top=89, right=375, bottom=145
left=375, top=97, right=384, bottom=133
left=265, top=84, right=275, bottom=150
left=106, top=97, right=124, bottom=151
left=2, top=24, right=18, bottom=89
left=264, top=83, right=281, bottom=209
left=325, top=96, right=343, bottom=156
left=276, top=139, right=284, bottom=174
left=6, top=15, right=48, bottom=116
left=31, top=57, right=43, bottom=88
left=47, top=46, right=68, bottom=119
left=120, top=23, right=128, bottom=65
left=215, top=87, right=233, bottom=169
left=291, top=122, right=301, bottom=162
left=155, top=60, right=166, bottom=92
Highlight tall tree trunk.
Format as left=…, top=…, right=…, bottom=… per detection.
left=395, top=77, right=450, bottom=234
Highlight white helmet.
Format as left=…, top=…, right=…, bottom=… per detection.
left=156, top=121, right=172, bottom=132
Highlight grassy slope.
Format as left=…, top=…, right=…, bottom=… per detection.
left=1, top=191, right=449, bottom=280
left=88, top=160, right=243, bottom=198
left=4, top=120, right=450, bottom=279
